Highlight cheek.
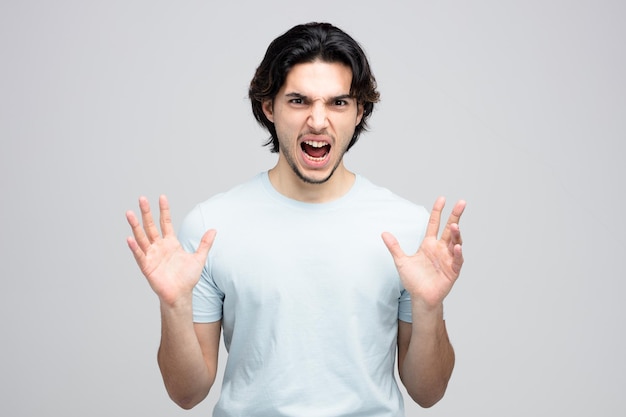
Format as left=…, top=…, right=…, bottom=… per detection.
left=339, top=116, right=360, bottom=133
left=275, top=114, right=304, bottom=135
left=274, top=121, right=299, bottom=147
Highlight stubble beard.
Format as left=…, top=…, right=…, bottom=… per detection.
left=291, top=159, right=340, bottom=184
left=282, top=135, right=349, bottom=185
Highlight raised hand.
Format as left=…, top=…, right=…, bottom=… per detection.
left=382, top=197, right=466, bottom=309
left=126, top=195, right=216, bottom=307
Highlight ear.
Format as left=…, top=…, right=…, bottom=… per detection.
left=262, top=99, right=274, bottom=123
left=355, top=103, right=364, bottom=127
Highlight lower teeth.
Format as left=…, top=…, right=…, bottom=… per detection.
left=305, top=154, right=325, bottom=162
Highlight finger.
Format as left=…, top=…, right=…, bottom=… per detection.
left=195, top=229, right=217, bottom=262
left=159, top=195, right=175, bottom=237
left=425, top=196, right=446, bottom=239
left=139, top=196, right=161, bottom=242
left=126, top=235, right=147, bottom=267
left=451, top=244, right=464, bottom=275
left=126, top=209, right=151, bottom=252
left=441, top=199, right=466, bottom=243
left=447, top=223, right=463, bottom=252
left=381, top=231, right=406, bottom=261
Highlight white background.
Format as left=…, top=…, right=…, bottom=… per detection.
left=1, top=1, right=624, bottom=415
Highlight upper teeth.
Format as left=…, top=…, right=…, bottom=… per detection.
left=304, top=140, right=327, bottom=148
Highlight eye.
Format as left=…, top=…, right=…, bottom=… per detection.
left=289, top=98, right=304, bottom=105
left=334, top=99, right=348, bottom=106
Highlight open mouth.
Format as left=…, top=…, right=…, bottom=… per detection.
left=301, top=140, right=330, bottom=161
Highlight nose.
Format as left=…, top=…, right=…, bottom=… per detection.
left=307, top=101, right=328, bottom=132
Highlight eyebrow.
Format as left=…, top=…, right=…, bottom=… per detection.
left=284, top=92, right=355, bottom=102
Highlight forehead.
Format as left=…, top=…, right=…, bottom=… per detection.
left=280, top=61, right=353, bottom=96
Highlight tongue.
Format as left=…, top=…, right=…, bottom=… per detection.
left=302, top=143, right=329, bottom=158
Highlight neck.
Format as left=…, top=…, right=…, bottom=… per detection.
left=268, top=161, right=355, bottom=203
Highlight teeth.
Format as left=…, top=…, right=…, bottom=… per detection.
left=303, top=140, right=328, bottom=148
left=305, top=155, right=325, bottom=162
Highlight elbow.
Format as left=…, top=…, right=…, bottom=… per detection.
left=402, top=374, right=450, bottom=409
left=158, top=358, right=216, bottom=410
left=163, top=379, right=213, bottom=410
left=175, top=400, right=196, bottom=410
left=161, top=382, right=207, bottom=410
left=176, top=400, right=198, bottom=411
left=164, top=379, right=215, bottom=410
left=170, top=392, right=204, bottom=410
left=414, top=391, right=445, bottom=409
left=409, top=383, right=448, bottom=409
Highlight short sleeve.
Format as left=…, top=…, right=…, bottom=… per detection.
left=178, top=205, right=224, bottom=323
left=398, top=288, right=412, bottom=323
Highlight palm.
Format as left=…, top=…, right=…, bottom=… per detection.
left=126, top=195, right=216, bottom=306
left=138, top=235, right=205, bottom=304
left=383, top=197, right=465, bottom=308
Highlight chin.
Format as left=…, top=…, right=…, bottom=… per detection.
left=296, top=170, right=333, bottom=185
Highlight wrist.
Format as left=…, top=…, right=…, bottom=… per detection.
left=410, top=297, right=444, bottom=320
left=159, top=294, right=194, bottom=314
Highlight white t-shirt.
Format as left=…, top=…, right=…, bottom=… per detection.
left=179, top=172, right=429, bottom=417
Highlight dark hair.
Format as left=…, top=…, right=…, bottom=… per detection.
left=249, top=22, right=380, bottom=153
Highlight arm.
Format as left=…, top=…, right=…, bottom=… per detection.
left=157, top=307, right=221, bottom=409
left=126, top=195, right=219, bottom=409
left=397, top=311, right=454, bottom=407
left=383, top=197, right=465, bottom=407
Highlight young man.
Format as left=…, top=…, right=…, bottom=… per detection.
left=126, top=22, right=465, bottom=416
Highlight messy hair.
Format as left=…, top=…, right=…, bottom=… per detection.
left=249, top=22, right=380, bottom=152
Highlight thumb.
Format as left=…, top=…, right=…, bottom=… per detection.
left=381, top=232, right=405, bottom=260
left=195, top=229, right=217, bottom=261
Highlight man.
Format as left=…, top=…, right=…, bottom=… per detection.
left=126, top=22, right=465, bottom=416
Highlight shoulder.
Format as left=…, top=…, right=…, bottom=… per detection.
left=350, top=176, right=429, bottom=252
left=179, top=173, right=266, bottom=243
left=185, top=173, right=266, bottom=219
left=353, top=176, right=429, bottom=218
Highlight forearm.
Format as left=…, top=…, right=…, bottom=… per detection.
left=399, top=301, right=455, bottom=408
left=157, top=298, right=215, bottom=409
